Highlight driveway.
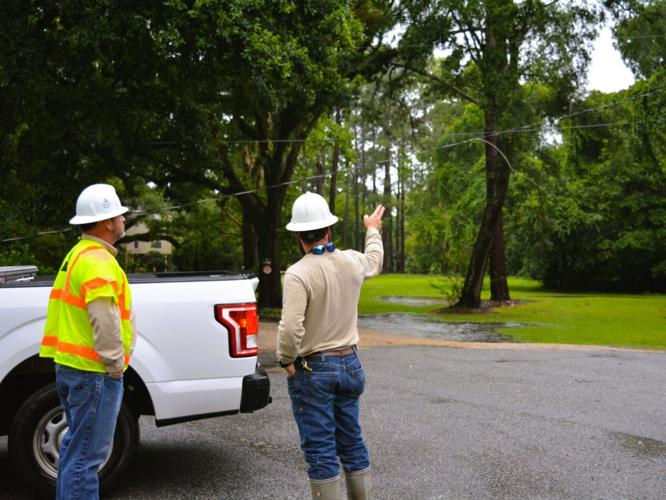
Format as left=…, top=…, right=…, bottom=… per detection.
left=1, top=334, right=664, bottom=499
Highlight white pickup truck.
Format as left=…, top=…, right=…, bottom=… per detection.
left=0, top=265, right=271, bottom=493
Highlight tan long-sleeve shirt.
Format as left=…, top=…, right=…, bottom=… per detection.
left=276, top=228, right=383, bottom=365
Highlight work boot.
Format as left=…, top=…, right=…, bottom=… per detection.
left=310, top=475, right=340, bottom=499
left=345, top=467, right=371, bottom=500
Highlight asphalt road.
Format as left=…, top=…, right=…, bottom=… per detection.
left=1, top=345, right=664, bottom=499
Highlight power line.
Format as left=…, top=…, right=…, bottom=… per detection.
left=0, top=173, right=339, bottom=244
left=394, top=33, right=666, bottom=51
left=2, top=89, right=659, bottom=244
left=0, top=227, right=74, bottom=243
left=148, top=138, right=335, bottom=146
left=432, top=89, right=660, bottom=140
left=144, top=89, right=661, bottom=145
left=437, top=137, right=550, bottom=194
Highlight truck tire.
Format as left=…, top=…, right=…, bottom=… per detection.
left=8, top=383, right=139, bottom=495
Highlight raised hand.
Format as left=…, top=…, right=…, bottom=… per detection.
left=363, top=205, right=385, bottom=230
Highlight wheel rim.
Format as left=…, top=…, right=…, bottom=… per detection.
left=32, top=406, right=113, bottom=478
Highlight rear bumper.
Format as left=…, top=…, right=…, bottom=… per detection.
left=240, top=369, right=271, bottom=412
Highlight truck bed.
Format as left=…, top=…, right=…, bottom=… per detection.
left=1, top=269, right=255, bottom=287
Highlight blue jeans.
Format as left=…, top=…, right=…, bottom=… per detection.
left=55, top=364, right=124, bottom=500
left=287, top=349, right=370, bottom=480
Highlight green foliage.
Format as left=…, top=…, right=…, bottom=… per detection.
left=405, top=100, right=484, bottom=274
left=2, top=0, right=664, bottom=303
left=612, top=0, right=666, bottom=78
left=0, top=244, right=38, bottom=268
left=123, top=250, right=169, bottom=273
left=0, top=1, right=400, bottom=306
left=431, top=275, right=465, bottom=306
left=400, top=1, right=663, bottom=294
left=509, top=78, right=666, bottom=292
left=168, top=201, right=244, bottom=273
left=396, top=1, right=603, bottom=306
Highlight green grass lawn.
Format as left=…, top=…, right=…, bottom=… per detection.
left=359, top=274, right=666, bottom=350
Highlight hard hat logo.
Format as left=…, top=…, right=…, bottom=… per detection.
left=69, top=184, right=129, bottom=225
left=286, top=192, right=338, bottom=232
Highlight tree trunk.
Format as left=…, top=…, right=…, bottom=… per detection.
left=255, top=195, right=283, bottom=309
left=315, top=155, right=325, bottom=195
left=343, top=161, right=350, bottom=248
left=354, top=124, right=364, bottom=250
left=456, top=114, right=510, bottom=308
left=382, top=156, right=392, bottom=272
left=489, top=211, right=511, bottom=302
left=242, top=213, right=257, bottom=272
left=354, top=165, right=361, bottom=249
left=456, top=6, right=517, bottom=308
left=328, top=109, right=341, bottom=213
left=398, top=156, right=405, bottom=273
left=247, top=142, right=300, bottom=309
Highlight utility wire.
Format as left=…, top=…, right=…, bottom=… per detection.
left=2, top=89, right=659, bottom=243
left=144, top=89, right=661, bottom=145
left=0, top=173, right=339, bottom=243
left=394, top=33, right=666, bottom=50
left=1, top=227, right=75, bottom=243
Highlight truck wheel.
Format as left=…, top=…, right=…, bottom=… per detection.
left=8, top=383, right=139, bottom=495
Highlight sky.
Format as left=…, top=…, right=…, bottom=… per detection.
left=586, top=26, right=635, bottom=93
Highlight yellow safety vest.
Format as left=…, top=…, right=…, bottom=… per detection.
left=40, top=239, right=133, bottom=373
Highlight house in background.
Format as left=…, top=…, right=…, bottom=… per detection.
left=121, top=221, right=173, bottom=272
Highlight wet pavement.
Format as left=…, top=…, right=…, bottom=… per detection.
left=3, top=345, right=664, bottom=499
left=358, top=313, right=520, bottom=343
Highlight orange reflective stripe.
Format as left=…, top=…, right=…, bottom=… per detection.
left=42, top=335, right=130, bottom=366
left=63, top=243, right=108, bottom=294
left=80, top=277, right=118, bottom=298
left=42, top=335, right=57, bottom=347
left=64, top=245, right=106, bottom=294
left=49, top=288, right=87, bottom=308
left=118, top=288, right=130, bottom=320
left=41, top=335, right=99, bottom=361
left=49, top=244, right=111, bottom=309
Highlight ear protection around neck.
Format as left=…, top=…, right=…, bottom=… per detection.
left=310, top=242, right=335, bottom=255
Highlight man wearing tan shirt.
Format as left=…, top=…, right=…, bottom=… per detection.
left=277, top=192, right=384, bottom=500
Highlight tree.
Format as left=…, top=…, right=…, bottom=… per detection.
left=406, top=99, right=487, bottom=275
left=608, top=0, right=666, bottom=79
left=140, top=1, right=400, bottom=307
left=0, top=1, right=402, bottom=304
left=345, top=77, right=425, bottom=271
left=397, top=0, right=600, bottom=307
left=0, top=0, right=193, bottom=249
left=506, top=0, right=666, bottom=292
left=509, top=83, right=666, bottom=291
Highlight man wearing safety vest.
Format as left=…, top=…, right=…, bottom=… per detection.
left=277, top=192, right=384, bottom=500
left=40, top=183, right=136, bottom=500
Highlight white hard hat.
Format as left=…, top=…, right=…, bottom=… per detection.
left=286, top=192, right=338, bottom=232
left=69, top=184, right=129, bottom=225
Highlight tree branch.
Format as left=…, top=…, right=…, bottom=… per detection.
left=389, top=62, right=480, bottom=105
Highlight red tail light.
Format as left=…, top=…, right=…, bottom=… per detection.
left=215, top=303, right=259, bottom=357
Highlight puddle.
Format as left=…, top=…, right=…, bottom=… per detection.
left=615, top=432, right=666, bottom=458
left=358, top=313, right=520, bottom=343
left=378, top=296, right=446, bottom=306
